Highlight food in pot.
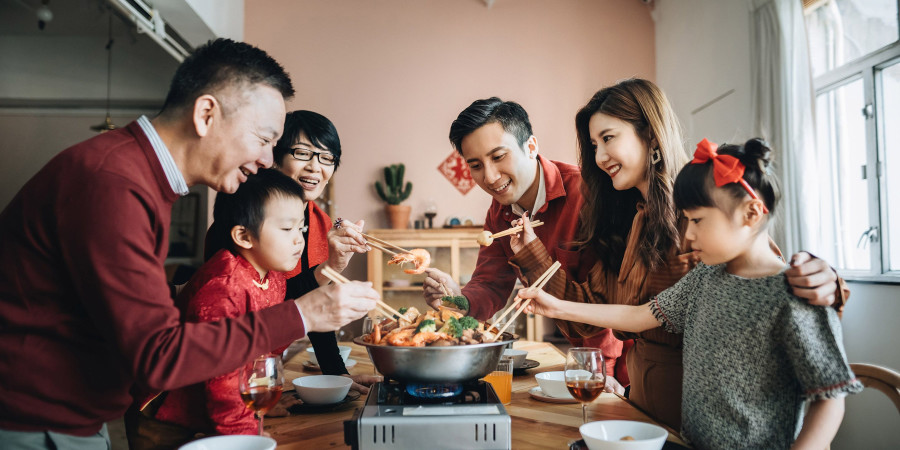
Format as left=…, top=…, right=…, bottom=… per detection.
left=362, top=306, right=504, bottom=346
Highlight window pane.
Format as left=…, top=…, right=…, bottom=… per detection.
left=815, top=79, right=870, bottom=270
left=880, top=60, right=900, bottom=271
left=807, top=0, right=899, bottom=77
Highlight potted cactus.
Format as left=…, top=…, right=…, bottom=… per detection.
left=375, top=163, right=413, bottom=229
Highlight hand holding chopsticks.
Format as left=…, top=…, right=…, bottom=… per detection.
left=488, top=261, right=561, bottom=341
left=360, top=233, right=411, bottom=256
left=320, top=266, right=401, bottom=322
left=476, top=220, right=545, bottom=246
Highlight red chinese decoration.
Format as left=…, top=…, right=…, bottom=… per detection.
left=437, top=151, right=476, bottom=195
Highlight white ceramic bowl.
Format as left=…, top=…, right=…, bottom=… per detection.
left=178, top=435, right=276, bottom=450
left=579, top=420, right=668, bottom=450
left=306, top=345, right=351, bottom=365
left=292, top=375, right=352, bottom=405
left=534, top=371, right=574, bottom=399
left=503, top=349, right=528, bottom=368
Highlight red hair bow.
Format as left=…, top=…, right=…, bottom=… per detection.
left=690, top=138, right=768, bottom=214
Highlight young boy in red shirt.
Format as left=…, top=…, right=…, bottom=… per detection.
left=129, top=169, right=307, bottom=446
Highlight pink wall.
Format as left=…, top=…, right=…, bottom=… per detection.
left=245, top=0, right=654, bottom=278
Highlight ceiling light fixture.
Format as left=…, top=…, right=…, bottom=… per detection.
left=36, top=0, right=52, bottom=30
left=91, top=10, right=117, bottom=133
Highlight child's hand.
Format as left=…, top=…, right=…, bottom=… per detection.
left=326, top=219, right=367, bottom=273
left=784, top=252, right=839, bottom=306
left=515, top=286, right=561, bottom=318
left=509, top=213, right=538, bottom=254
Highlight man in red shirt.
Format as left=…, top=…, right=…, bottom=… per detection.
left=0, top=39, right=377, bottom=448
left=422, top=98, right=622, bottom=380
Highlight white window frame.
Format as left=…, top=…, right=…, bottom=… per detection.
left=811, top=36, right=900, bottom=283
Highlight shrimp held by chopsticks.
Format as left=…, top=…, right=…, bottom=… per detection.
left=387, top=248, right=431, bottom=274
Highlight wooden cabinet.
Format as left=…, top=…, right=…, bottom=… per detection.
left=365, top=228, right=482, bottom=314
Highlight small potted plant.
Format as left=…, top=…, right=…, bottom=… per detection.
left=375, top=163, right=413, bottom=229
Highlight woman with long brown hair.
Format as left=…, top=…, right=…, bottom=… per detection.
left=508, top=78, right=846, bottom=429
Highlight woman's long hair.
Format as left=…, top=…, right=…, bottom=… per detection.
left=573, top=78, right=688, bottom=272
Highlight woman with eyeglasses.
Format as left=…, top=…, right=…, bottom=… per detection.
left=270, top=110, right=380, bottom=397
left=203, top=111, right=379, bottom=404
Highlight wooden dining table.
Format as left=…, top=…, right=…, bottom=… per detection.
left=268, top=340, right=687, bottom=449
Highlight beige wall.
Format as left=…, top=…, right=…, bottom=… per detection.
left=245, top=0, right=655, bottom=278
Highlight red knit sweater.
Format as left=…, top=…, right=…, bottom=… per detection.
left=0, top=121, right=305, bottom=436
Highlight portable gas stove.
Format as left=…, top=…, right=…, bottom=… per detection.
left=344, top=379, right=511, bottom=449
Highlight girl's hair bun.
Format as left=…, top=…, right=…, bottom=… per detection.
left=742, top=138, right=773, bottom=173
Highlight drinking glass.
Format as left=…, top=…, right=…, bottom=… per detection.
left=362, top=315, right=384, bottom=374
left=565, top=347, right=605, bottom=424
left=238, top=354, right=284, bottom=436
left=482, top=355, right=514, bottom=405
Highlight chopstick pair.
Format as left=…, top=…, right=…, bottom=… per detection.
left=488, top=261, right=562, bottom=341
left=320, top=266, right=401, bottom=321
left=360, top=232, right=411, bottom=256
left=491, top=220, right=544, bottom=239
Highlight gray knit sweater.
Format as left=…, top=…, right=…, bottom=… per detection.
left=650, top=263, right=862, bottom=449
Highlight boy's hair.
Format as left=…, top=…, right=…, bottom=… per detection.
left=273, top=110, right=342, bottom=169
left=674, top=138, right=780, bottom=216
left=573, top=78, right=688, bottom=272
left=448, top=97, right=533, bottom=154
left=160, top=38, right=294, bottom=117
left=205, top=169, right=305, bottom=260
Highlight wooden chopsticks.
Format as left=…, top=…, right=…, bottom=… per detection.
left=488, top=261, right=561, bottom=341
left=491, top=220, right=544, bottom=239
left=360, top=233, right=412, bottom=256
left=320, top=266, right=401, bottom=321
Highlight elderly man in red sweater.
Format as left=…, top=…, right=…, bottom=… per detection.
left=0, top=39, right=377, bottom=448
left=422, top=98, right=624, bottom=387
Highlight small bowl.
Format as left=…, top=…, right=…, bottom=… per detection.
left=178, top=435, right=276, bottom=450
left=503, top=349, right=528, bottom=368
left=579, top=420, right=668, bottom=450
left=534, top=371, right=573, bottom=399
left=292, top=375, right=352, bottom=405
left=306, top=345, right=351, bottom=365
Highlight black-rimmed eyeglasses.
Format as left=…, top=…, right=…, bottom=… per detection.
left=289, top=147, right=336, bottom=166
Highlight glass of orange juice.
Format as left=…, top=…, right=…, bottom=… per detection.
left=483, top=356, right=514, bottom=404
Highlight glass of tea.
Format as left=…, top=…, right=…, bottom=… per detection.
left=483, top=355, right=514, bottom=405
left=238, top=354, right=284, bottom=436
left=565, top=347, right=605, bottom=423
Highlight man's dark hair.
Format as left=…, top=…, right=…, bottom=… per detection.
left=161, top=38, right=294, bottom=115
left=448, top=97, right=533, bottom=155
left=274, top=110, right=342, bottom=169
left=205, top=168, right=305, bottom=260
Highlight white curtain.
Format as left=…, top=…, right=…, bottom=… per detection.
left=749, top=0, right=820, bottom=257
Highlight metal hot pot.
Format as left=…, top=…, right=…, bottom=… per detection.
left=353, top=334, right=515, bottom=383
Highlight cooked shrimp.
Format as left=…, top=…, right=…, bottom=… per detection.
left=372, top=322, right=382, bottom=345
left=410, top=331, right=451, bottom=347
left=388, top=248, right=431, bottom=274
left=384, top=328, right=415, bottom=346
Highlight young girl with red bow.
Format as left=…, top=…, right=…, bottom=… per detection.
left=519, top=138, right=862, bottom=449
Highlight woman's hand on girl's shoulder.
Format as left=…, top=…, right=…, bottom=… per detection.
left=784, top=252, right=839, bottom=306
